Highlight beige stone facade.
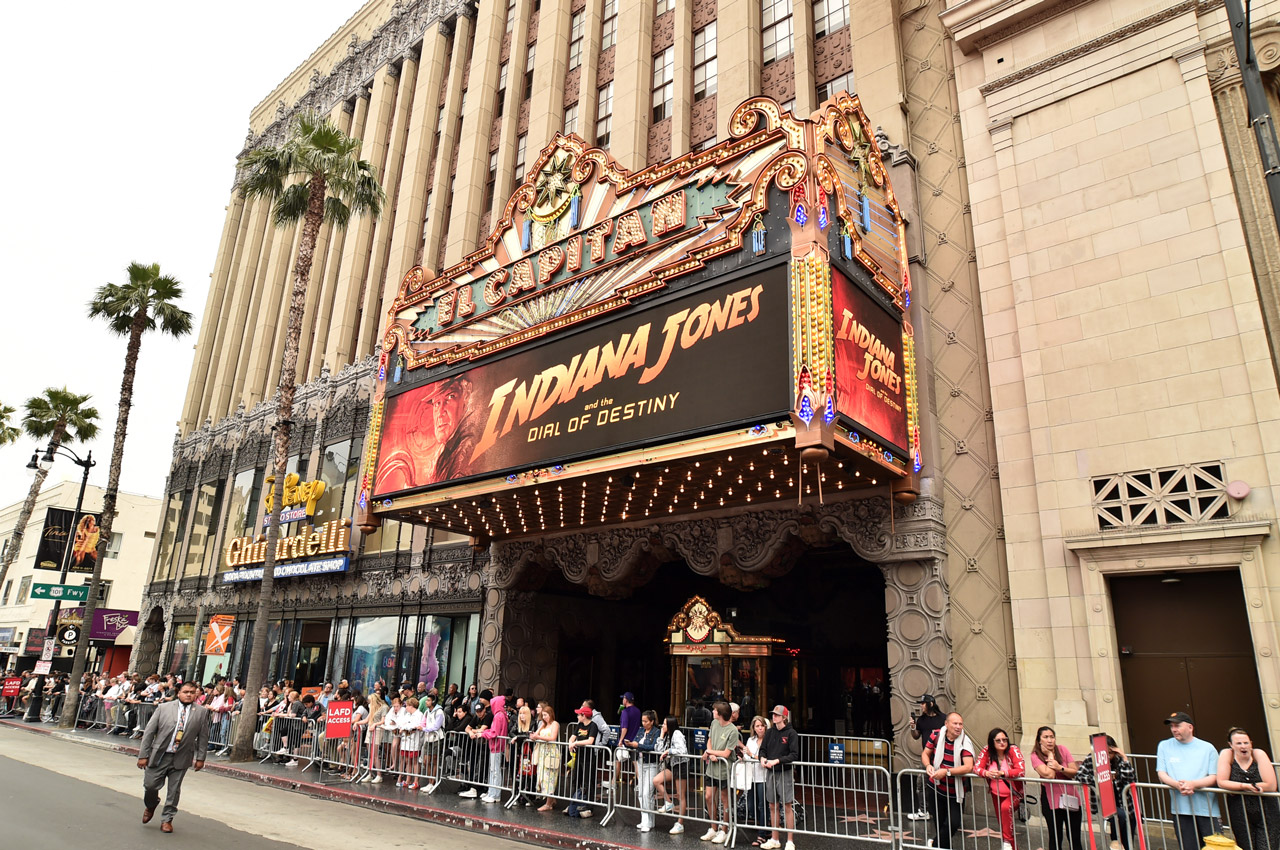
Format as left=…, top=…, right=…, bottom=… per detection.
left=946, top=0, right=1280, bottom=751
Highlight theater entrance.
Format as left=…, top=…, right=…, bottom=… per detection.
left=546, top=549, right=891, bottom=735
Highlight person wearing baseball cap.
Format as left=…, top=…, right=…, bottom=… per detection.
left=758, top=705, right=799, bottom=850
left=908, top=694, right=947, bottom=820
left=1156, top=710, right=1220, bottom=850
left=619, top=692, right=641, bottom=744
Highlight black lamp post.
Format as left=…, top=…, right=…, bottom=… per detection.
left=22, top=442, right=94, bottom=722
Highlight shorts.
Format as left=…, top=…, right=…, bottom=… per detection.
left=765, top=770, right=795, bottom=805
left=705, top=776, right=727, bottom=788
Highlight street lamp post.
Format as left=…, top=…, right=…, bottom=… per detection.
left=22, top=442, right=94, bottom=722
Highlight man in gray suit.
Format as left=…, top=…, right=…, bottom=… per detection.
left=137, top=680, right=211, bottom=833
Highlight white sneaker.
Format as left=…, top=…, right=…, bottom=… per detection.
left=458, top=788, right=478, bottom=798
left=907, top=810, right=930, bottom=821
left=639, top=825, right=652, bottom=833
left=761, top=840, right=782, bottom=850
left=480, top=795, right=498, bottom=803
left=370, top=775, right=382, bottom=783
left=926, top=841, right=934, bottom=848
left=670, top=823, right=685, bottom=835
left=285, top=759, right=299, bottom=767
left=1003, top=843, right=1014, bottom=850
left=702, top=828, right=719, bottom=841
left=712, top=830, right=727, bottom=844
left=785, top=842, right=796, bottom=850
left=660, top=801, right=675, bottom=813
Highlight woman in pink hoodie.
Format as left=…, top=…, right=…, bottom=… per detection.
left=472, top=694, right=508, bottom=803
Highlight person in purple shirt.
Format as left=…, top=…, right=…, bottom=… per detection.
left=619, top=692, right=642, bottom=743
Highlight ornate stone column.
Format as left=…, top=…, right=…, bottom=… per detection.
left=1207, top=27, right=1280, bottom=383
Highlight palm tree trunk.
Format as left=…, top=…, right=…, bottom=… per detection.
left=232, top=174, right=327, bottom=761
left=0, top=464, right=52, bottom=603
left=60, top=312, right=146, bottom=727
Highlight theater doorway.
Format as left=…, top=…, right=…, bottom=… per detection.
left=547, top=550, right=891, bottom=735
left=1112, top=570, right=1269, bottom=754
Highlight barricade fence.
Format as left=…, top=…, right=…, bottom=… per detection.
left=607, top=750, right=735, bottom=839
left=1127, top=780, right=1280, bottom=850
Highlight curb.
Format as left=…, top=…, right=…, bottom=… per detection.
left=0, top=718, right=646, bottom=850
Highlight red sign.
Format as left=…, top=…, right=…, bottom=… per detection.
left=832, top=269, right=908, bottom=452
left=2, top=677, right=21, bottom=698
left=1091, top=732, right=1118, bottom=819
left=325, top=700, right=354, bottom=739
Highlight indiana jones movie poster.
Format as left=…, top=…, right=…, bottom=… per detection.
left=832, top=269, right=909, bottom=453
left=35, top=507, right=101, bottom=575
left=374, top=270, right=791, bottom=496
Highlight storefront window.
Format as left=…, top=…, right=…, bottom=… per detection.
left=167, top=623, right=195, bottom=676
left=342, top=433, right=365, bottom=521
left=265, top=620, right=283, bottom=683
left=154, top=490, right=190, bottom=582
left=349, top=616, right=399, bottom=695
left=363, top=519, right=408, bottom=554
left=223, top=467, right=263, bottom=550
left=313, top=439, right=352, bottom=524
left=418, top=615, right=454, bottom=691
left=329, top=618, right=350, bottom=684
left=184, top=481, right=223, bottom=579
left=449, top=613, right=480, bottom=691
left=397, top=616, right=420, bottom=687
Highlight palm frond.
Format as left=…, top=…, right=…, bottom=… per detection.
left=89, top=263, right=193, bottom=339
left=23, top=388, right=99, bottom=443
left=274, top=182, right=312, bottom=225
left=323, top=195, right=352, bottom=229
left=0, top=403, right=19, bottom=446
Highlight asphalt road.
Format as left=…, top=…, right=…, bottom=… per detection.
left=0, top=725, right=526, bottom=850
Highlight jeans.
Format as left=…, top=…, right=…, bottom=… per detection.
left=638, top=762, right=659, bottom=828
left=1042, top=799, right=1084, bottom=850
left=925, top=785, right=964, bottom=849
left=486, top=751, right=504, bottom=799
left=747, top=782, right=770, bottom=835
left=1105, top=806, right=1139, bottom=850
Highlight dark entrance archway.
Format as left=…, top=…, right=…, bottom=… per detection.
left=545, top=551, right=890, bottom=733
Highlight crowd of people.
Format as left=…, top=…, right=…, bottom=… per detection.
left=7, top=668, right=1280, bottom=850
left=908, top=695, right=1280, bottom=850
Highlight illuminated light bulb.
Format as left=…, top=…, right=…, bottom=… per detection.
left=668, top=506, right=674, bottom=513
left=737, top=475, right=744, bottom=484
left=837, top=462, right=844, bottom=469
left=727, top=455, right=733, bottom=462
left=770, top=470, right=775, bottom=479
left=719, top=498, right=725, bottom=506
left=757, top=482, right=763, bottom=491
left=700, top=491, right=705, bottom=500
left=747, top=494, right=753, bottom=502
left=717, top=467, right=722, bottom=476
left=806, top=485, right=812, bottom=494
left=749, top=462, right=755, bottom=471
left=775, top=490, right=781, bottom=499
left=762, top=449, right=768, bottom=455
left=856, top=471, right=861, bottom=477
left=871, top=479, right=877, bottom=485
left=727, top=488, right=734, bottom=496
left=695, top=462, right=701, bottom=468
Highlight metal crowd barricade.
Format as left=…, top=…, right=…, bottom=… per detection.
left=797, top=732, right=894, bottom=771
left=260, top=715, right=321, bottom=768
left=435, top=729, right=516, bottom=801
left=1124, top=780, right=1280, bottom=850
left=131, top=702, right=158, bottom=739
left=315, top=724, right=366, bottom=784
left=502, top=737, right=613, bottom=817
left=606, top=750, right=734, bottom=840
left=897, top=768, right=1106, bottom=850
left=77, top=693, right=108, bottom=730
left=767, top=760, right=896, bottom=847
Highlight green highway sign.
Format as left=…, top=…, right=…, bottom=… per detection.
left=31, top=583, right=89, bottom=602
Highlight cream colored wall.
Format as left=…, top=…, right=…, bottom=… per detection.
left=0, top=482, right=161, bottom=662
left=949, top=0, right=1280, bottom=750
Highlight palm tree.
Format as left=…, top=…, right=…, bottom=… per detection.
left=0, top=403, right=19, bottom=446
left=58, top=264, right=193, bottom=728
left=0, top=389, right=99, bottom=598
left=229, top=112, right=384, bottom=761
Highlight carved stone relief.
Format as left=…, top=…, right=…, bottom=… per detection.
left=762, top=54, right=796, bottom=104
left=692, top=96, right=718, bottom=144
left=652, top=10, right=675, bottom=53
left=692, top=0, right=716, bottom=32
left=598, top=46, right=616, bottom=85
left=647, top=118, right=673, bottom=165
left=814, top=28, right=853, bottom=84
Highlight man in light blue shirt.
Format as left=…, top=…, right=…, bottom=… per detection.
left=1156, top=711, right=1220, bottom=850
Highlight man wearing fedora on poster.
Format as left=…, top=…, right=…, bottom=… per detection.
left=137, top=680, right=211, bottom=833
left=1156, top=710, right=1220, bottom=850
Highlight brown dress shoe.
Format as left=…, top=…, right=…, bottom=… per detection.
left=143, top=809, right=155, bottom=824
left=161, top=822, right=173, bottom=834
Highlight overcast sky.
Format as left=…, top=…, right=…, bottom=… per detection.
left=0, top=1, right=363, bottom=509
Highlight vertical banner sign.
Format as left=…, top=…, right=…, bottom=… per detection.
left=831, top=270, right=909, bottom=452
left=325, top=700, right=354, bottom=739
left=204, top=615, right=235, bottom=655
left=34, top=507, right=102, bottom=574
left=1091, top=732, right=1117, bottom=819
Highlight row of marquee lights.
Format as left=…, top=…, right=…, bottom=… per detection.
left=410, top=444, right=883, bottom=538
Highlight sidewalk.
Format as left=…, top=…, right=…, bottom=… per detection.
left=0, top=716, right=865, bottom=850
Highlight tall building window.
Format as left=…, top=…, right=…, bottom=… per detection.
left=596, top=83, right=614, bottom=149
left=83, top=577, right=112, bottom=604
left=565, top=102, right=579, bottom=134
left=16, top=576, right=31, bottom=605
left=652, top=47, right=674, bottom=122
left=601, top=0, right=618, bottom=50
left=816, top=71, right=854, bottom=104
left=655, top=0, right=674, bottom=13
left=762, top=0, right=793, bottom=65
left=514, top=134, right=528, bottom=184
left=1, top=580, right=11, bottom=605
left=813, top=0, right=850, bottom=38
left=484, top=151, right=498, bottom=211
left=104, top=531, right=123, bottom=559
left=568, top=11, right=585, bottom=70
left=506, top=0, right=518, bottom=32
left=524, top=44, right=536, bottom=100
left=693, top=22, right=717, bottom=102
left=496, top=62, right=509, bottom=117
